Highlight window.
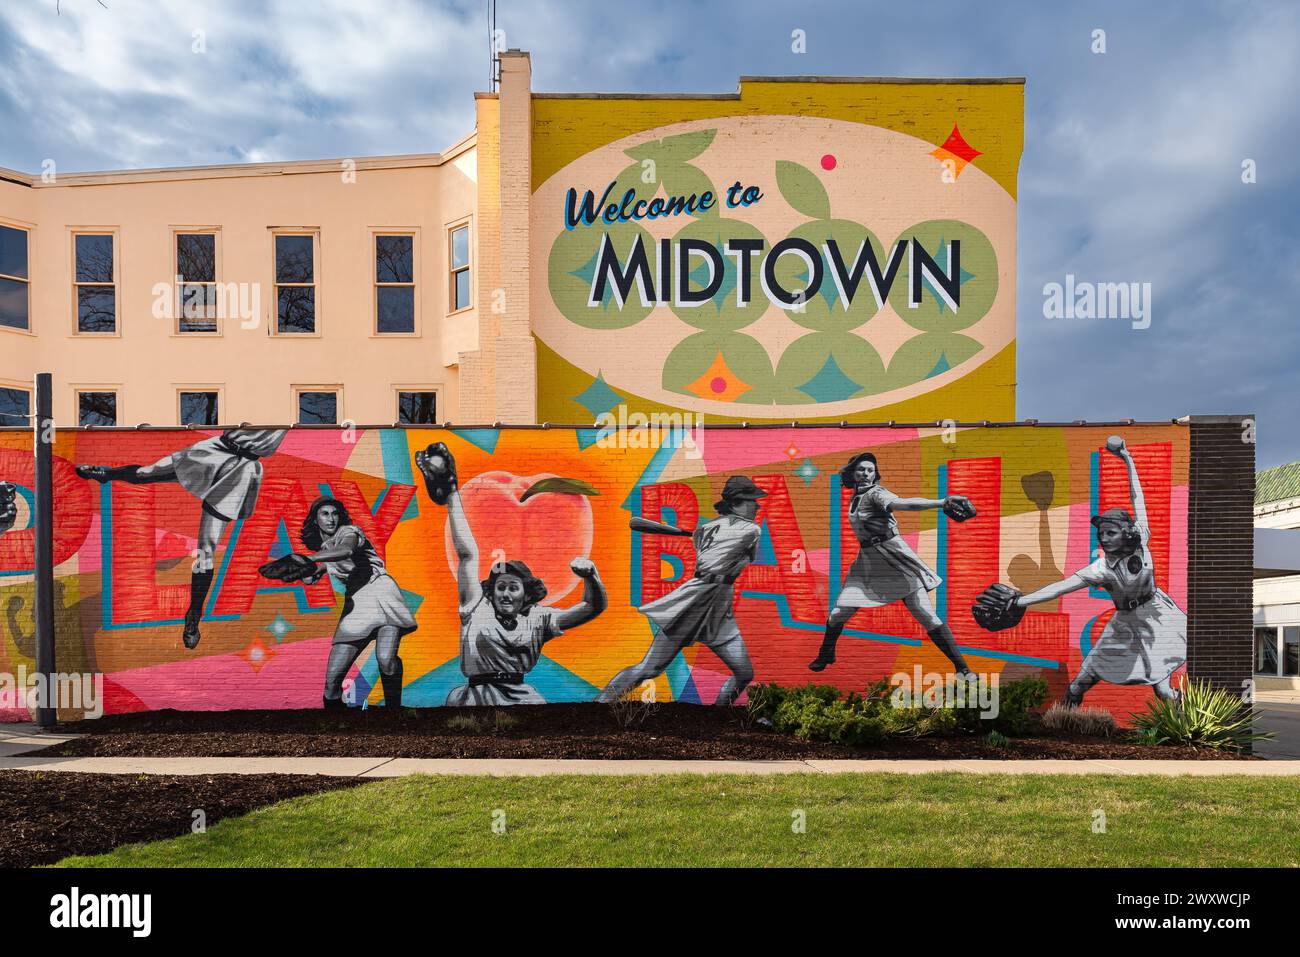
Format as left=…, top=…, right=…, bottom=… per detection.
left=449, top=222, right=470, bottom=312
left=0, top=386, right=30, bottom=426
left=1255, top=628, right=1279, bottom=676
left=275, top=233, right=317, bottom=333
left=78, top=391, right=117, bottom=426
left=375, top=233, right=415, bottom=334
left=296, top=389, right=338, bottom=424
left=0, top=224, right=29, bottom=331
left=176, top=232, right=219, bottom=333
left=1255, top=626, right=1300, bottom=677
left=73, top=232, right=117, bottom=333
left=179, top=390, right=219, bottom=426
left=397, top=390, right=437, bottom=424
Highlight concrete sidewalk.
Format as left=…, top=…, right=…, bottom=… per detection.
left=3, top=755, right=1300, bottom=777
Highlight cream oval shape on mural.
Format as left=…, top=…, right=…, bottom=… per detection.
left=532, top=115, right=1016, bottom=419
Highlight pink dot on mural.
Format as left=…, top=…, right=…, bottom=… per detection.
left=820, top=154, right=836, bottom=170
left=710, top=377, right=728, bottom=394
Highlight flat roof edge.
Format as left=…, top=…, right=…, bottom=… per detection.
left=15, top=133, right=477, bottom=187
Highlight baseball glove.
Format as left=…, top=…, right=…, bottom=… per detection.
left=971, top=583, right=1026, bottom=632
left=0, top=482, right=16, bottom=535
left=943, top=495, right=977, bottom=522
left=258, top=553, right=321, bottom=583
left=415, top=441, right=458, bottom=505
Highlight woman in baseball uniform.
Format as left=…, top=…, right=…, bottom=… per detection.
left=1007, top=438, right=1185, bottom=705
left=299, top=496, right=417, bottom=709
left=77, top=428, right=288, bottom=649
left=416, top=444, right=608, bottom=707
left=809, top=452, right=977, bottom=677
left=599, top=475, right=766, bottom=708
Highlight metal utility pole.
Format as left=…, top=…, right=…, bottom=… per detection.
left=33, top=372, right=55, bottom=728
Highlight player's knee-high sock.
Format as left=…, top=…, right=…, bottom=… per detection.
left=1066, top=663, right=1101, bottom=706
left=76, top=464, right=169, bottom=484
left=381, top=658, right=404, bottom=708
left=809, top=621, right=845, bottom=671
left=926, top=623, right=973, bottom=676
left=182, top=570, right=214, bottom=649
left=715, top=671, right=752, bottom=707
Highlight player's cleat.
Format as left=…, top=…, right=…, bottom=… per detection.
left=76, top=464, right=122, bottom=483
left=808, top=626, right=843, bottom=672
left=808, top=646, right=836, bottom=672
left=808, top=655, right=834, bottom=672
left=182, top=611, right=202, bottom=649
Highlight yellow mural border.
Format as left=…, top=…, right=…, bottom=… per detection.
left=531, top=79, right=1025, bottom=198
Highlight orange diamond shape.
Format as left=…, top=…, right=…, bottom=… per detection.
left=684, top=352, right=752, bottom=403
left=239, top=636, right=276, bottom=674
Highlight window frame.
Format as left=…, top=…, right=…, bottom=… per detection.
left=70, top=228, right=120, bottom=337
left=0, top=218, right=32, bottom=336
left=271, top=228, right=322, bottom=337
left=1254, top=627, right=1280, bottom=677
left=0, top=379, right=32, bottom=427
left=173, top=227, right=223, bottom=337
left=292, top=385, right=342, bottom=425
left=176, top=385, right=224, bottom=427
left=73, top=385, right=122, bottom=427
left=394, top=386, right=440, bottom=425
left=372, top=228, right=420, bottom=337
left=446, top=217, right=472, bottom=315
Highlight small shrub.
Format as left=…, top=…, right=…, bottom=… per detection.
left=445, top=713, right=485, bottom=733
left=991, top=677, right=1049, bottom=735
left=492, top=710, right=519, bottom=731
left=607, top=696, right=660, bottom=728
left=985, top=729, right=1010, bottom=749
left=1041, top=702, right=1117, bottom=738
left=1131, top=679, right=1275, bottom=752
left=745, top=683, right=787, bottom=724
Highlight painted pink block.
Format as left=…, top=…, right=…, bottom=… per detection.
left=701, top=428, right=917, bottom=473
left=106, top=637, right=339, bottom=712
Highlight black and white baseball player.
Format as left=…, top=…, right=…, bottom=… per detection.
left=415, top=442, right=608, bottom=706
left=76, top=428, right=287, bottom=648
left=286, top=495, right=418, bottom=709
left=972, top=436, right=1186, bottom=705
left=809, top=451, right=979, bottom=677
left=599, top=475, right=767, bottom=707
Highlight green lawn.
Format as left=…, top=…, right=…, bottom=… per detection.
left=57, top=773, right=1300, bottom=868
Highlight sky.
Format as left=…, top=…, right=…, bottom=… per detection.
left=1, top=0, right=1296, bottom=466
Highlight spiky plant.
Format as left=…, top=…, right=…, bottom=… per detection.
left=1130, top=678, right=1275, bottom=752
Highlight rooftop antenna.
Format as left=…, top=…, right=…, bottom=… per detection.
left=487, top=0, right=500, bottom=92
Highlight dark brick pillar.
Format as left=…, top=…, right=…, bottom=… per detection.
left=1185, top=414, right=1255, bottom=694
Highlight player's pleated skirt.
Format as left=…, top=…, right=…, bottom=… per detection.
left=837, top=535, right=942, bottom=607
left=445, top=681, right=546, bottom=706
left=639, top=579, right=740, bottom=650
left=1084, top=590, right=1187, bottom=684
left=334, top=574, right=418, bottom=644
left=172, top=436, right=264, bottom=521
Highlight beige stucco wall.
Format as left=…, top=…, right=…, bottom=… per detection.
left=0, top=145, right=478, bottom=426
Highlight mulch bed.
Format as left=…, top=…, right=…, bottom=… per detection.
left=31, top=703, right=1253, bottom=761
left=0, top=772, right=364, bottom=868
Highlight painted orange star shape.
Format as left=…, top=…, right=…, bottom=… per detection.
left=929, top=124, right=983, bottom=179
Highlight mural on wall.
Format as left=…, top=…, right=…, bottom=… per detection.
left=73, top=428, right=288, bottom=649
left=0, top=425, right=1188, bottom=721
left=532, top=110, right=1019, bottom=424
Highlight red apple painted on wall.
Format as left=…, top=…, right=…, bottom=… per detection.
left=444, top=471, right=595, bottom=604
